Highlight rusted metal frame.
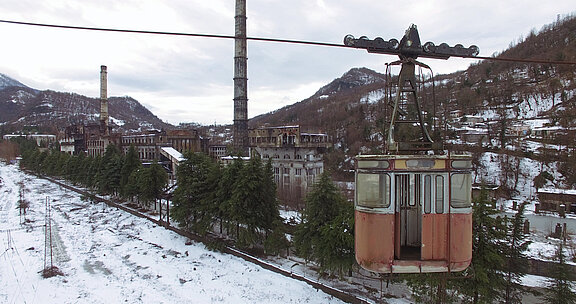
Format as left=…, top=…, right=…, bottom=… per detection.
left=386, top=59, right=434, bottom=152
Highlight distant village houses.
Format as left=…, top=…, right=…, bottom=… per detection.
left=3, top=133, right=57, bottom=147
left=536, top=188, right=576, bottom=215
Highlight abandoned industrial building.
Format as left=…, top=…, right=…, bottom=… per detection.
left=249, top=125, right=331, bottom=207
left=53, top=60, right=334, bottom=209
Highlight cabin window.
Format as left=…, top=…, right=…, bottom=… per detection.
left=452, top=160, right=472, bottom=169
left=396, top=175, right=410, bottom=207
left=435, top=175, right=444, bottom=214
left=424, top=175, right=431, bottom=214
left=357, top=160, right=389, bottom=169
left=411, top=174, right=421, bottom=206
left=357, top=173, right=390, bottom=208
left=451, top=173, right=471, bottom=208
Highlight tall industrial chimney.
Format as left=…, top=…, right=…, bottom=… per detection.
left=233, top=0, right=248, bottom=154
left=100, top=65, right=109, bottom=135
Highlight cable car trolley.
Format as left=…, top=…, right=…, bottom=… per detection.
left=346, top=25, right=478, bottom=273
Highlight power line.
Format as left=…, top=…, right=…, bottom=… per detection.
left=1, top=18, right=576, bottom=66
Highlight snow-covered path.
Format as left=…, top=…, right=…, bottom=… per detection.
left=0, top=163, right=345, bottom=304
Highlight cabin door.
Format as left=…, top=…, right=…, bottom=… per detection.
left=396, top=173, right=422, bottom=259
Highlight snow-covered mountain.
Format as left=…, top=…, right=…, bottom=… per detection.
left=314, top=67, right=386, bottom=97
left=0, top=73, right=172, bottom=132
left=250, top=15, right=576, bottom=175
left=0, top=73, right=28, bottom=90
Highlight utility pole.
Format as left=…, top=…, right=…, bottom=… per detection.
left=44, top=197, right=53, bottom=272
left=233, top=0, right=249, bottom=155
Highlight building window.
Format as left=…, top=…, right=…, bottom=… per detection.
left=295, top=168, right=302, bottom=176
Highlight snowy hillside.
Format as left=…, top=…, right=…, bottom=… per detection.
left=0, top=163, right=345, bottom=304
left=0, top=73, right=28, bottom=90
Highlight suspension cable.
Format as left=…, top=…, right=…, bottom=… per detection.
left=0, top=19, right=346, bottom=48
left=1, top=18, right=576, bottom=66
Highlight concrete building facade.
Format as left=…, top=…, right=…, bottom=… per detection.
left=249, top=125, right=331, bottom=208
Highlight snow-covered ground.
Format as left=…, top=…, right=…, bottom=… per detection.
left=0, top=163, right=346, bottom=304
left=475, top=151, right=576, bottom=265
left=1, top=158, right=573, bottom=304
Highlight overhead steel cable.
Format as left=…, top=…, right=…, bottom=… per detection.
left=1, top=18, right=576, bottom=65
left=0, top=19, right=345, bottom=48
left=472, top=55, right=576, bottom=65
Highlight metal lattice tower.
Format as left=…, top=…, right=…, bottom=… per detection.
left=344, top=25, right=479, bottom=153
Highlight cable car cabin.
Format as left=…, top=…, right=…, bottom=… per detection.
left=354, top=154, right=472, bottom=273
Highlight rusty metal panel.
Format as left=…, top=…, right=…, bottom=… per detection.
left=355, top=211, right=394, bottom=273
left=450, top=213, right=472, bottom=271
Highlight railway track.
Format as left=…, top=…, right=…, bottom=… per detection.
left=37, top=174, right=373, bottom=304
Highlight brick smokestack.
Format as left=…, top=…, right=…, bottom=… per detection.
left=100, top=65, right=109, bottom=135
left=233, top=0, right=248, bottom=154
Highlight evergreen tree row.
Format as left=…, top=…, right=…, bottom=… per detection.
left=15, top=140, right=354, bottom=267
left=19, top=143, right=168, bottom=207
left=170, top=153, right=288, bottom=250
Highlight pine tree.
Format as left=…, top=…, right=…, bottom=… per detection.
left=293, top=171, right=354, bottom=276
left=85, top=155, right=100, bottom=188
left=405, top=273, right=459, bottom=304
left=42, top=150, right=58, bottom=175
left=120, top=145, right=141, bottom=197
left=544, top=242, right=576, bottom=304
left=124, top=169, right=142, bottom=203
left=260, top=158, right=280, bottom=231
left=264, top=219, right=290, bottom=256
left=95, top=144, right=121, bottom=192
left=454, top=187, right=507, bottom=303
left=136, top=161, right=168, bottom=208
left=171, top=152, right=218, bottom=234
left=317, top=199, right=354, bottom=278
left=502, top=202, right=531, bottom=304
left=294, top=171, right=342, bottom=259
left=64, top=153, right=78, bottom=181
left=196, top=158, right=221, bottom=234
left=230, top=156, right=266, bottom=247
left=35, top=150, right=48, bottom=174
left=217, top=156, right=244, bottom=235
left=55, top=152, right=70, bottom=177
left=148, top=160, right=169, bottom=204
left=100, top=154, right=123, bottom=195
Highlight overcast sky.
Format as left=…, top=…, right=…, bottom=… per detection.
left=0, top=0, right=574, bottom=125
